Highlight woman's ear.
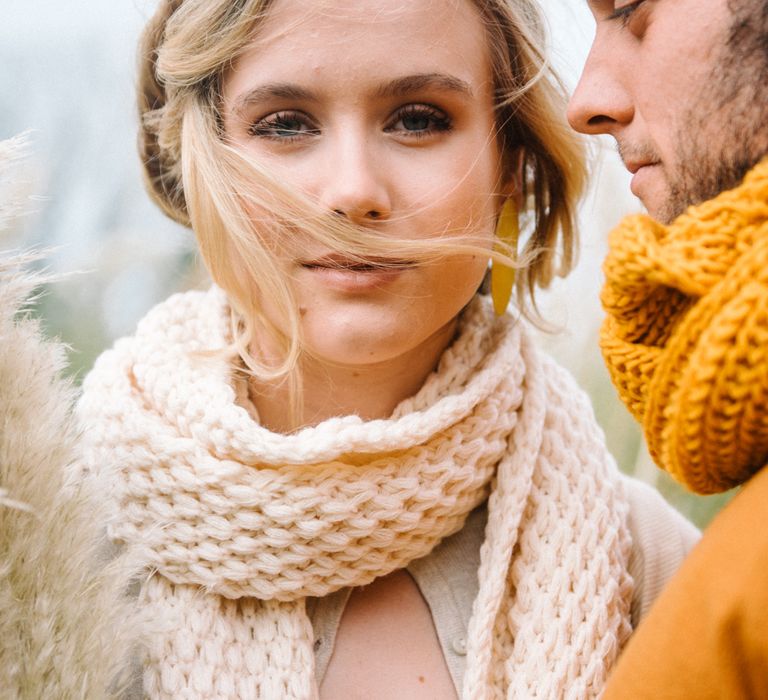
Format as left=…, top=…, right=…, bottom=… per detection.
left=501, top=148, right=525, bottom=208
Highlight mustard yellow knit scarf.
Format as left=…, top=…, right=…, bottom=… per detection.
left=601, top=158, right=768, bottom=494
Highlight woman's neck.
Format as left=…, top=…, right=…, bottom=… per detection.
left=248, top=319, right=458, bottom=434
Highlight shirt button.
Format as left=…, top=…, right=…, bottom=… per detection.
left=452, top=637, right=467, bottom=655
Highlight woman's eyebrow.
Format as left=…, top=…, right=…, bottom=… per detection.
left=230, top=73, right=474, bottom=116
left=231, top=83, right=317, bottom=115
left=374, top=73, right=474, bottom=99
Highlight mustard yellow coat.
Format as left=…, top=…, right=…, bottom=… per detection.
left=605, top=465, right=768, bottom=699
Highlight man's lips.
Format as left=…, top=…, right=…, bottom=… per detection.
left=626, top=161, right=662, bottom=200
left=624, top=160, right=659, bottom=175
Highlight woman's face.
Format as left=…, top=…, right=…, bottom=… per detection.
left=221, top=0, right=509, bottom=368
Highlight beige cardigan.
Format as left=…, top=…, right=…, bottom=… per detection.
left=307, top=476, right=699, bottom=693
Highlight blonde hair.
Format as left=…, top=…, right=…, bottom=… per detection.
left=137, top=0, right=586, bottom=385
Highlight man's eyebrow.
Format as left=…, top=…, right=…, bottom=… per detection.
left=373, top=73, right=474, bottom=99
left=585, top=0, right=609, bottom=13
left=231, top=83, right=317, bottom=115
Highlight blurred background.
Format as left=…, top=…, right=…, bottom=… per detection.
left=0, top=0, right=733, bottom=526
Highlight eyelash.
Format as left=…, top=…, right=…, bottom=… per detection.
left=384, top=104, right=453, bottom=138
left=248, top=110, right=319, bottom=142
left=608, top=0, right=646, bottom=26
left=247, top=104, right=453, bottom=143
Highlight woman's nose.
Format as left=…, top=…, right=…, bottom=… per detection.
left=567, top=42, right=634, bottom=136
left=318, top=134, right=392, bottom=223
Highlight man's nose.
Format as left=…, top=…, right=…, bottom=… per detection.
left=318, top=135, right=392, bottom=224
left=567, top=43, right=634, bottom=136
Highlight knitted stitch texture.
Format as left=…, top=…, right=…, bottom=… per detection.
left=79, top=288, right=633, bottom=700
left=601, top=158, right=768, bottom=494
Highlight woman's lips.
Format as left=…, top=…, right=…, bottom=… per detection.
left=299, top=256, right=414, bottom=292
left=301, top=253, right=414, bottom=268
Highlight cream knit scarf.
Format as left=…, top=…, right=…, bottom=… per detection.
left=79, top=288, right=633, bottom=700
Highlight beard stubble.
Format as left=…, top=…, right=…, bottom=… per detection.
left=662, top=0, right=768, bottom=222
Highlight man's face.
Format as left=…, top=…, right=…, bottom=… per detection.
left=568, top=0, right=768, bottom=223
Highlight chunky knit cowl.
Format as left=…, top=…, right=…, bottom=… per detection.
left=79, top=288, right=632, bottom=699
left=601, top=158, right=768, bottom=495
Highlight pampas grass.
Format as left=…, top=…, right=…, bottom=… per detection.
left=0, top=137, right=140, bottom=699
left=0, top=134, right=30, bottom=235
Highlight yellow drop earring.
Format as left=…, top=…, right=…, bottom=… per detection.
left=490, top=198, right=520, bottom=316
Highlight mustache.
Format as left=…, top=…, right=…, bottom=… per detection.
left=616, top=141, right=661, bottom=169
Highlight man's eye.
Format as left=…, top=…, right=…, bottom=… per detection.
left=608, top=0, right=647, bottom=27
left=249, top=111, right=320, bottom=141
left=385, top=105, right=452, bottom=137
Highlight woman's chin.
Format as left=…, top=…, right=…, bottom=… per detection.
left=298, top=307, right=455, bottom=370
left=302, top=329, right=419, bottom=368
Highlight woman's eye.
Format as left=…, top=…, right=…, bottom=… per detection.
left=385, top=105, right=452, bottom=138
left=608, top=0, right=647, bottom=28
left=249, top=111, right=320, bottom=141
